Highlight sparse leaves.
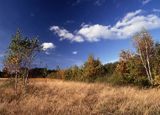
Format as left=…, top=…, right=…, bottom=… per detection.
left=4, top=30, right=41, bottom=94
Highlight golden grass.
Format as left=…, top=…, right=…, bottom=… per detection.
left=0, top=79, right=160, bottom=115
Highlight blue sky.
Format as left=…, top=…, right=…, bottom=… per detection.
left=0, top=0, right=160, bottom=70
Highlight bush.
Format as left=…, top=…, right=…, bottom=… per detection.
left=154, top=75, right=160, bottom=86
left=134, top=76, right=150, bottom=86
left=81, top=55, right=105, bottom=82
left=47, top=71, right=57, bottom=78
left=94, top=73, right=124, bottom=85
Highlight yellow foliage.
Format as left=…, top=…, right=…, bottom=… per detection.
left=154, top=75, right=160, bottom=85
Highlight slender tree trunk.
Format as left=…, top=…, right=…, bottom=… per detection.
left=146, top=54, right=153, bottom=84
left=139, top=48, right=152, bottom=84
left=24, top=69, right=29, bottom=92
left=145, top=40, right=153, bottom=84
left=24, top=59, right=30, bottom=93
left=23, top=69, right=26, bottom=87
left=15, top=72, right=18, bottom=95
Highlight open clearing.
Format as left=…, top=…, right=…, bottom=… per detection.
left=0, top=78, right=160, bottom=115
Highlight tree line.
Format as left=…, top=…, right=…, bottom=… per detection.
left=1, top=29, right=160, bottom=94
left=48, top=30, right=160, bottom=86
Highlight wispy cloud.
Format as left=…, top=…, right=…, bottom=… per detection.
left=72, top=51, right=78, bottom=55
left=72, top=0, right=81, bottom=6
left=153, top=8, right=160, bottom=13
left=0, top=53, right=4, bottom=58
left=65, top=20, right=75, bottom=25
left=103, top=59, right=118, bottom=64
left=50, top=26, right=84, bottom=42
left=94, top=0, right=106, bottom=6
left=72, top=0, right=106, bottom=6
left=142, top=0, right=151, bottom=5
left=50, top=9, right=160, bottom=42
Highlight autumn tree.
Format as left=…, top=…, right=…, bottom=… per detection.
left=82, top=55, right=104, bottom=82
left=20, top=37, right=40, bottom=88
left=4, top=31, right=23, bottom=93
left=133, top=30, right=154, bottom=85
left=115, top=49, right=149, bottom=85
left=153, top=43, right=160, bottom=75
left=103, top=62, right=118, bottom=76
left=116, top=50, right=132, bottom=74
left=116, top=50, right=133, bottom=81
left=4, top=30, right=40, bottom=93
left=64, top=65, right=81, bottom=81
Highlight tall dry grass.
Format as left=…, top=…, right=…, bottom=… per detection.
left=0, top=78, right=160, bottom=115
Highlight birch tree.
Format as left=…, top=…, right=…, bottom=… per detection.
left=20, top=38, right=40, bottom=89
left=133, top=30, right=154, bottom=85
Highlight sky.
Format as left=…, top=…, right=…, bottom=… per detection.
left=0, top=0, right=160, bottom=70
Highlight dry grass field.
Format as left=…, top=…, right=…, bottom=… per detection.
left=0, top=78, right=160, bottom=115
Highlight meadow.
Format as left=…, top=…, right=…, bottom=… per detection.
left=0, top=78, right=160, bottom=115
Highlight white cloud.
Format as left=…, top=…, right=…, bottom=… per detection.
left=41, top=42, right=56, bottom=51
left=142, top=0, right=151, bottom=5
left=50, top=26, right=84, bottom=42
left=50, top=26, right=74, bottom=40
left=153, top=9, right=160, bottom=13
left=115, top=9, right=142, bottom=28
left=72, top=51, right=78, bottom=55
left=103, top=59, right=118, bottom=64
left=0, top=54, right=4, bottom=58
left=50, top=9, right=160, bottom=42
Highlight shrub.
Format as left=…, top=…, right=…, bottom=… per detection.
left=82, top=55, right=105, bottom=82
left=154, top=75, right=160, bottom=86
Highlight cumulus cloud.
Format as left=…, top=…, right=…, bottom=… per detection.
left=50, top=26, right=84, bottom=42
left=41, top=42, right=56, bottom=51
left=50, top=9, right=160, bottom=42
left=142, top=0, right=151, bottom=5
left=72, top=51, right=78, bottom=55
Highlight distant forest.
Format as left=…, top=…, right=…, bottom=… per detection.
left=1, top=29, right=160, bottom=87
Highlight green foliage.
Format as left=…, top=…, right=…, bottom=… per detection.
left=0, top=71, right=3, bottom=78
left=153, top=43, right=160, bottom=76
left=50, top=66, right=83, bottom=81
left=3, top=29, right=160, bottom=88
left=50, top=55, right=105, bottom=83
left=64, top=66, right=82, bottom=81
left=133, top=30, right=154, bottom=85
left=4, top=30, right=40, bottom=74
left=81, top=55, right=104, bottom=82
left=103, top=62, right=118, bottom=75
left=115, top=50, right=150, bottom=86
left=4, top=30, right=41, bottom=93
left=29, top=68, right=49, bottom=78
left=154, top=75, right=160, bottom=86
left=47, top=71, right=57, bottom=78
left=94, top=74, right=122, bottom=85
